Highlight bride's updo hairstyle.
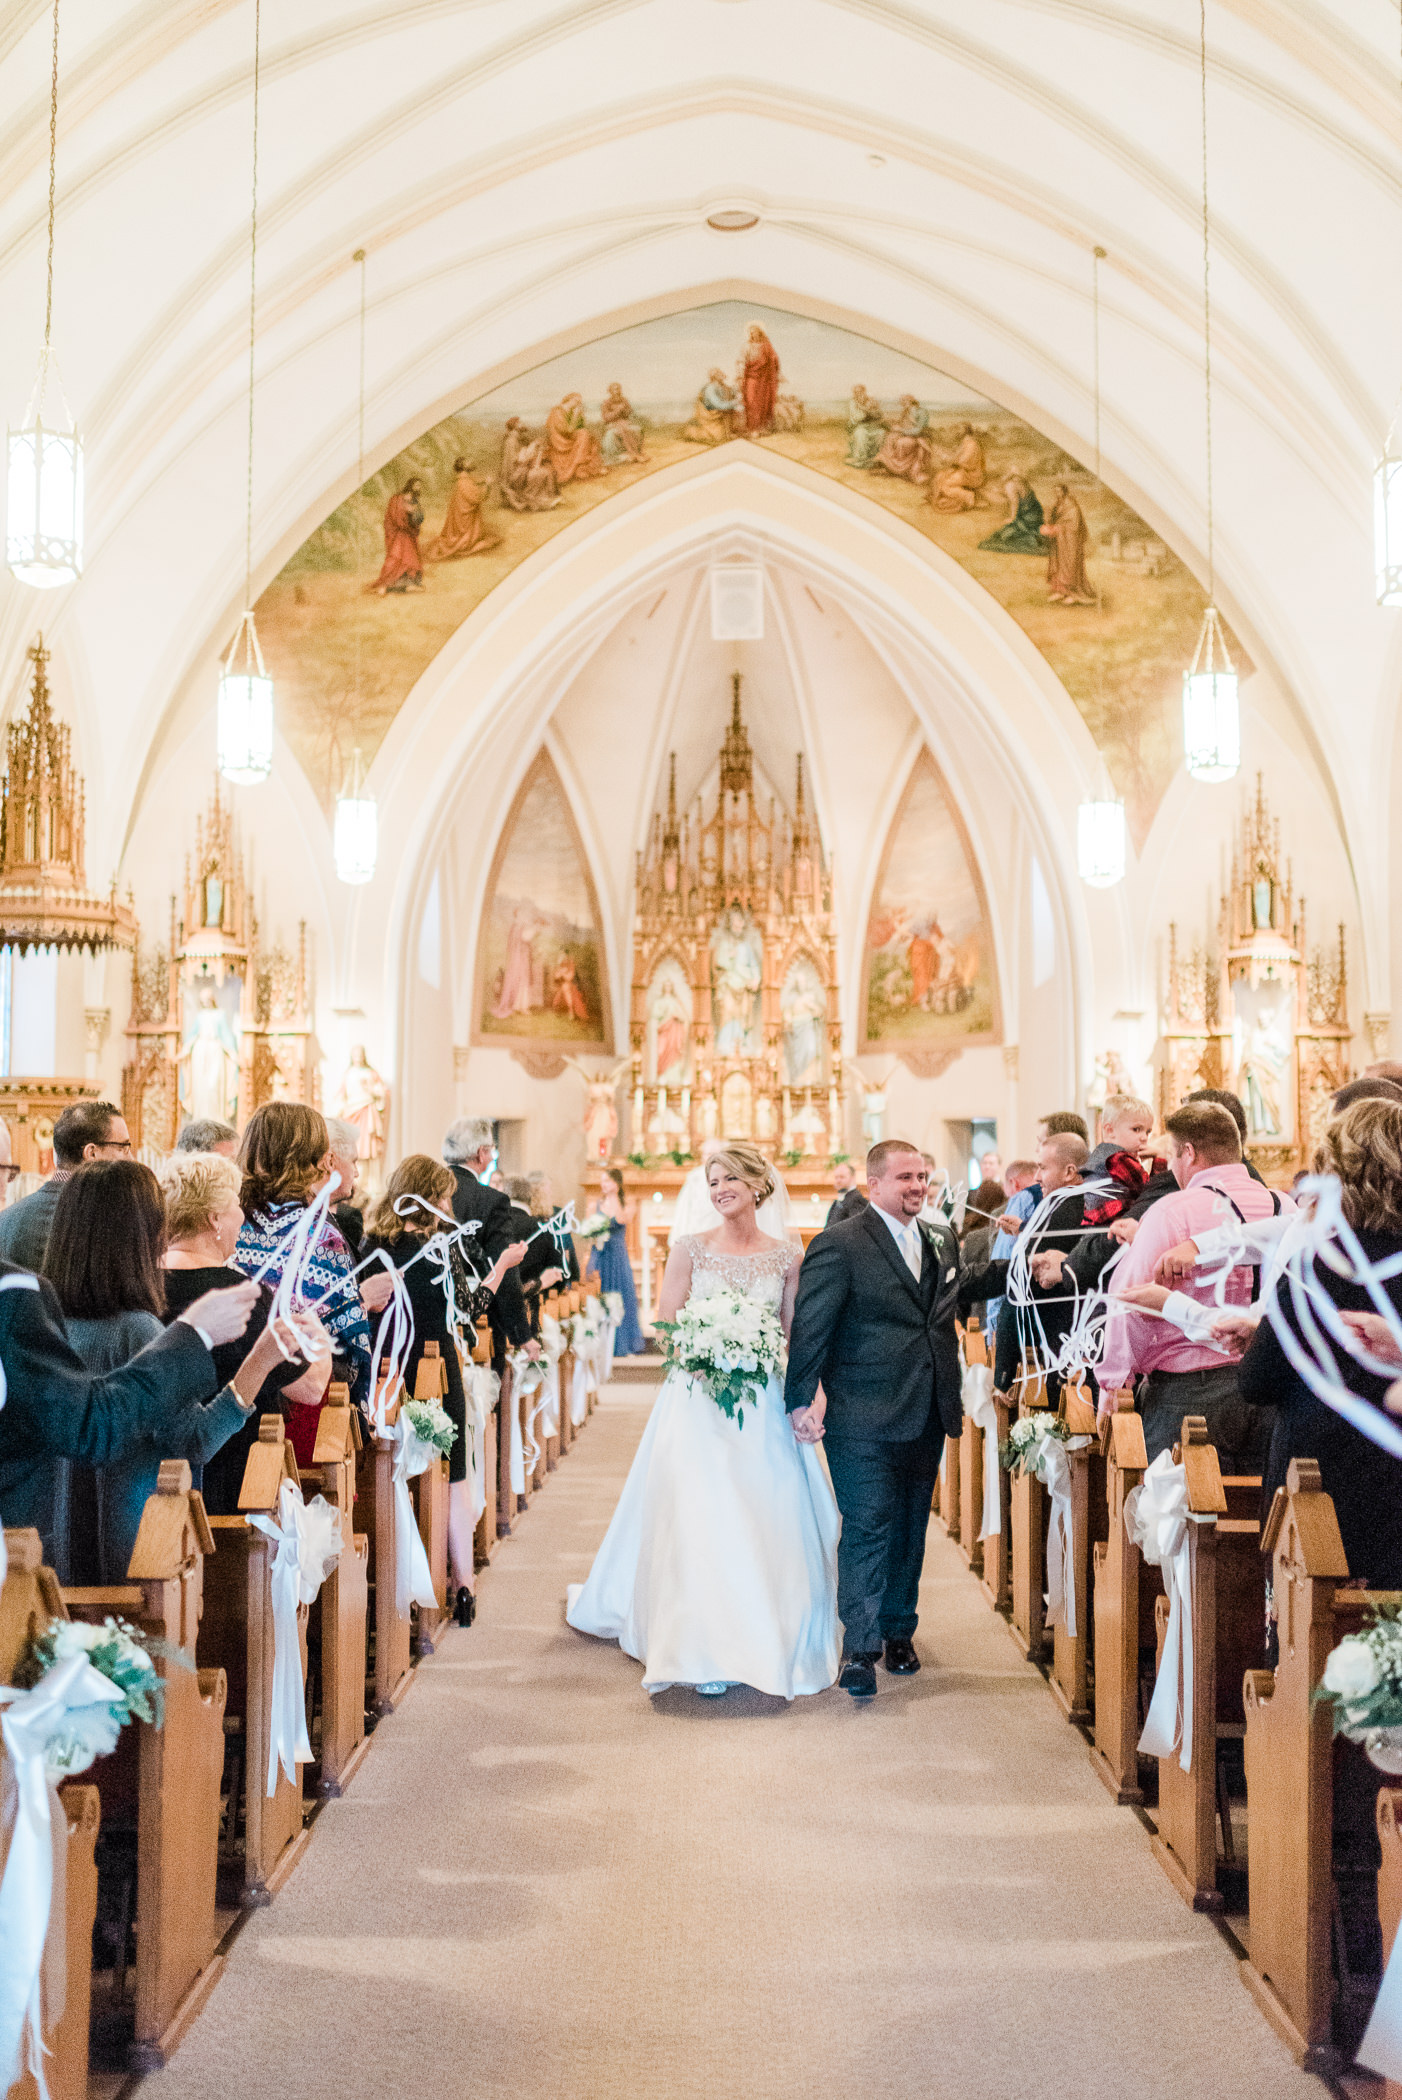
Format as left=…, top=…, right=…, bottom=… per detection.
left=705, top=1143, right=776, bottom=1206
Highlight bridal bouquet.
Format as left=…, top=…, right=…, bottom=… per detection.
left=403, top=1397, right=458, bottom=1460
left=998, top=1410, right=1073, bottom=1481
left=654, top=1286, right=784, bottom=1427
left=1318, top=1605, right=1402, bottom=1767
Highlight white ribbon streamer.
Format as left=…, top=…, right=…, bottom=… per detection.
left=1359, top=1931, right=1402, bottom=2081
left=961, top=1362, right=1002, bottom=1540
left=1126, top=1450, right=1196, bottom=1772
left=465, top=1364, right=498, bottom=1528
left=0, top=1654, right=124, bottom=2096
left=390, top=1416, right=440, bottom=1614
left=1040, top=1437, right=1078, bottom=1638
left=247, top=1482, right=343, bottom=1794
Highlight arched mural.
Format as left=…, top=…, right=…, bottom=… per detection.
left=256, top=300, right=1236, bottom=841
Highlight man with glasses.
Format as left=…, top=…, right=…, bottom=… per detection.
left=0, top=1100, right=132, bottom=1272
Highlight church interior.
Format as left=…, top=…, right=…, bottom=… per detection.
left=3, top=4, right=1402, bottom=2097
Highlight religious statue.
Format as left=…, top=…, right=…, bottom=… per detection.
left=1233, top=981, right=1292, bottom=1140
left=781, top=958, right=827, bottom=1087
left=711, top=905, right=763, bottom=1058
left=331, top=1044, right=388, bottom=1163
left=566, top=1057, right=629, bottom=1163
left=179, top=986, right=241, bottom=1123
left=647, top=960, right=692, bottom=1084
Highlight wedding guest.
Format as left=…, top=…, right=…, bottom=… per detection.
left=325, top=1114, right=368, bottom=1256
left=984, top=1157, right=1034, bottom=1331
left=1100, top=1102, right=1288, bottom=1463
left=160, top=1149, right=328, bottom=1513
left=42, top=1159, right=304, bottom=1581
left=505, top=1176, right=558, bottom=1325
left=589, top=1166, right=647, bottom=1355
left=1331, top=1076, right=1402, bottom=1113
left=175, top=1118, right=238, bottom=1158
left=989, top=1132, right=1087, bottom=1395
left=364, top=1154, right=526, bottom=1626
left=961, top=1177, right=1004, bottom=1328
left=443, top=1118, right=536, bottom=1364
left=528, top=1169, right=581, bottom=1285
left=825, top=1158, right=866, bottom=1226
left=236, top=1102, right=374, bottom=1454
left=0, top=1099, right=131, bottom=1272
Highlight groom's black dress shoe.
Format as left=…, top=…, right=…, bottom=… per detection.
left=839, top=1659, right=878, bottom=1700
left=883, top=1638, right=920, bottom=1675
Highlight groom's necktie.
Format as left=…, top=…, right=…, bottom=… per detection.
left=900, top=1222, right=923, bottom=1283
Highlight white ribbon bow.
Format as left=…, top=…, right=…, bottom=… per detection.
left=569, top=1350, right=591, bottom=1429
left=465, top=1364, right=498, bottom=1528
left=389, top=1415, right=440, bottom=1616
left=0, top=1654, right=124, bottom=2096
left=1040, top=1436, right=1077, bottom=1638
left=1359, top=1930, right=1402, bottom=2081
left=1125, top=1449, right=1195, bottom=1771
left=961, top=1362, right=1002, bottom=1540
left=247, top=1482, right=343, bottom=1794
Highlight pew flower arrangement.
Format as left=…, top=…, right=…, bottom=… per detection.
left=653, top=1286, right=784, bottom=1427
left=14, top=1616, right=166, bottom=1774
left=602, top=1291, right=624, bottom=1323
left=1319, top=1605, right=1402, bottom=1761
left=403, top=1397, right=458, bottom=1460
left=998, top=1410, right=1073, bottom=1481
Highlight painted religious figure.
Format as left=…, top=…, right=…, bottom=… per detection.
left=647, top=958, right=693, bottom=1085
left=424, top=457, right=501, bottom=561
left=711, top=904, right=763, bottom=1057
left=873, top=397, right=931, bottom=484
left=179, top=986, right=241, bottom=1122
left=1042, top=484, right=1096, bottom=604
left=845, top=386, right=888, bottom=468
left=930, top=425, right=987, bottom=512
left=331, top=1044, right=388, bottom=1162
left=498, top=419, right=560, bottom=511
left=599, top=383, right=645, bottom=463
left=781, top=957, right=827, bottom=1086
left=546, top=393, right=607, bottom=484
left=478, top=757, right=609, bottom=1047
left=1233, top=979, right=1293, bottom=1141
left=369, top=478, right=425, bottom=594
left=741, top=325, right=781, bottom=434
left=683, top=369, right=742, bottom=445
left=979, top=473, right=1047, bottom=554
left=863, top=754, right=997, bottom=1049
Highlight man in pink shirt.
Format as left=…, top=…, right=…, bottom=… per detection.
left=1099, top=1100, right=1288, bottom=1468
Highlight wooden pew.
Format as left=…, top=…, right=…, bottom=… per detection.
left=1149, top=1421, right=1264, bottom=1911
left=1090, top=1392, right=1157, bottom=1804
left=936, top=1407, right=961, bottom=1549
left=557, top=1289, right=576, bottom=1457
left=409, top=1342, right=451, bottom=1652
left=956, top=1320, right=988, bottom=1579
left=542, top=1292, right=563, bottom=1474
left=200, top=1421, right=310, bottom=1904
left=1240, top=1458, right=1400, bottom=2068
left=1009, top=1356, right=1051, bottom=1662
left=1048, top=1376, right=1104, bottom=1725
left=1, top=1529, right=101, bottom=2100
left=470, top=1316, right=498, bottom=1567
left=56, top=1464, right=227, bottom=2067
left=356, top=1387, right=415, bottom=1715
left=980, top=1386, right=1014, bottom=1617
left=496, top=1354, right=518, bottom=1537
left=301, top=1388, right=370, bottom=1797
left=583, top=1273, right=604, bottom=1413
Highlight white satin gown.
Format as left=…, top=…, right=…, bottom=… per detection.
left=566, top=1236, right=841, bottom=1698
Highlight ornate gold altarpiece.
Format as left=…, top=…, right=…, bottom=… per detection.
left=628, top=675, right=844, bottom=1164
left=1157, top=777, right=1352, bottom=1171
left=0, top=638, right=135, bottom=1170
left=123, top=782, right=318, bottom=1150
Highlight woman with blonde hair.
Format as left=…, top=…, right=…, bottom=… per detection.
left=364, top=1155, right=526, bottom=1626
left=567, top=1141, right=838, bottom=1700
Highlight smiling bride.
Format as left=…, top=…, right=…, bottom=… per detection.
left=565, top=1143, right=840, bottom=1699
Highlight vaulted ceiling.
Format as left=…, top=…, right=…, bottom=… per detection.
left=0, top=0, right=1397, bottom=991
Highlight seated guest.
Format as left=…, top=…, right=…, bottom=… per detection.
left=175, top=1117, right=238, bottom=1158
left=0, top=1099, right=132, bottom=1273
left=363, top=1154, right=526, bottom=1626
left=160, top=1149, right=329, bottom=1513
left=1100, top=1101, right=1288, bottom=1466
left=0, top=1262, right=265, bottom=1562
left=443, top=1118, right=535, bottom=1364
left=325, top=1115, right=369, bottom=1257
left=825, top=1159, right=866, bottom=1226
left=41, top=1158, right=302, bottom=1579
left=236, top=1102, right=374, bottom=1453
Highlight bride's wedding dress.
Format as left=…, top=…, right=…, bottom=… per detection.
left=566, top=1236, right=841, bottom=1698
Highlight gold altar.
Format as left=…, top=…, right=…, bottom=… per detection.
left=627, top=675, right=844, bottom=1166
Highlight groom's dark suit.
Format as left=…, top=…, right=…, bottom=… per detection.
left=784, top=1203, right=993, bottom=1659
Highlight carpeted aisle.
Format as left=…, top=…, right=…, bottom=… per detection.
left=144, top=1385, right=1323, bottom=2100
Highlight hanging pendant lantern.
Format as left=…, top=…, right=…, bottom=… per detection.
left=1182, top=603, right=1239, bottom=783
left=1076, top=798, right=1126, bottom=887
left=334, top=749, right=377, bottom=884
left=7, top=0, right=82, bottom=589
left=217, top=610, right=274, bottom=784
left=1375, top=435, right=1402, bottom=607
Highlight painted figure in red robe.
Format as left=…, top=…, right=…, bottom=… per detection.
left=741, top=326, right=780, bottom=434
left=369, top=478, right=425, bottom=594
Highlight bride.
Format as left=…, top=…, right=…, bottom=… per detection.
left=566, top=1143, right=840, bottom=1699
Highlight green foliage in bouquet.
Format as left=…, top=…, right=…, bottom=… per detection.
left=1316, top=1601, right=1402, bottom=1739
left=404, top=1398, right=458, bottom=1457
left=997, top=1411, right=1071, bottom=1478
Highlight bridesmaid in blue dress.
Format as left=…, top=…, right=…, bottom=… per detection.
left=590, top=1166, right=647, bottom=1355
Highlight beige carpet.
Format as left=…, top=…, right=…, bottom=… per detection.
left=143, top=1385, right=1326, bottom=2100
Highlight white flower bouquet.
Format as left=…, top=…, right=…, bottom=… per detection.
left=998, top=1411, right=1073, bottom=1482
left=602, top=1291, right=624, bottom=1322
left=654, top=1285, right=784, bottom=1427
left=403, top=1397, right=457, bottom=1459
left=1318, top=1605, right=1402, bottom=1764
left=574, top=1212, right=613, bottom=1244
left=17, top=1616, right=167, bottom=1774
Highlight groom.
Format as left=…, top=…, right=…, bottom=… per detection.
left=785, top=1139, right=989, bottom=1699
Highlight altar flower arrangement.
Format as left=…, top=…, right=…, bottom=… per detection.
left=1318, top=1606, right=1402, bottom=1762
left=403, top=1398, right=457, bottom=1460
left=998, top=1410, right=1073, bottom=1481
left=15, top=1616, right=167, bottom=1774
left=654, top=1285, right=784, bottom=1427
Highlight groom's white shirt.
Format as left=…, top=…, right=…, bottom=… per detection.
left=870, top=1200, right=923, bottom=1281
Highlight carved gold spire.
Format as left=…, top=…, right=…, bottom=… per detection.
left=718, top=672, right=754, bottom=798
left=0, top=637, right=136, bottom=953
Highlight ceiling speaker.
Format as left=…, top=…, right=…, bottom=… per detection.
left=710, top=565, right=764, bottom=640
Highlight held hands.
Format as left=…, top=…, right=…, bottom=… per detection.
left=1030, top=1251, right=1065, bottom=1289
left=1153, top=1238, right=1200, bottom=1285
left=180, top=1280, right=259, bottom=1344
left=1118, top=1282, right=1170, bottom=1313
left=790, top=1394, right=826, bottom=1444
left=1108, top=1215, right=1140, bottom=1245
left=1208, top=1309, right=1259, bottom=1350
